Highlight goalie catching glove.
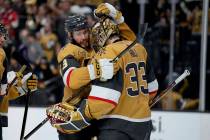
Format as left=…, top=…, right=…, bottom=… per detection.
left=46, top=100, right=90, bottom=134
left=94, top=3, right=124, bottom=24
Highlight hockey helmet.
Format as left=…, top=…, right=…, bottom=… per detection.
left=90, top=17, right=119, bottom=52
left=0, top=23, right=8, bottom=40
left=65, top=15, right=89, bottom=32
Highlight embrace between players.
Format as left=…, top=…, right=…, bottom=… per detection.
left=46, top=3, right=159, bottom=140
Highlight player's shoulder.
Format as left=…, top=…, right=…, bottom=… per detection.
left=106, top=40, right=146, bottom=54
left=57, top=43, right=77, bottom=62
left=95, top=40, right=135, bottom=59
left=104, top=40, right=128, bottom=53
left=57, top=43, right=88, bottom=63
left=119, top=40, right=147, bottom=53
left=107, top=40, right=145, bottom=50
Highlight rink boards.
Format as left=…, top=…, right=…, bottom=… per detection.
left=3, top=107, right=210, bottom=140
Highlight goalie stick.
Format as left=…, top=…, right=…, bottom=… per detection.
left=149, top=68, right=191, bottom=108
left=23, top=23, right=148, bottom=140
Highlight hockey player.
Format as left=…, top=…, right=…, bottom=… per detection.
left=56, top=14, right=99, bottom=140
left=55, top=3, right=136, bottom=140
left=0, top=23, right=37, bottom=140
left=47, top=16, right=159, bottom=140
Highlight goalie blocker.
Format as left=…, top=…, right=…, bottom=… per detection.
left=46, top=100, right=90, bottom=133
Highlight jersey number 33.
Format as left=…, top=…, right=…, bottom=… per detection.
left=125, top=61, right=148, bottom=96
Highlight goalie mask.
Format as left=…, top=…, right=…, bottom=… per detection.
left=0, top=23, right=9, bottom=41
left=90, top=17, right=119, bottom=52
left=65, top=15, right=89, bottom=32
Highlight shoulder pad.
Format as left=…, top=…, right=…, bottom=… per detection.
left=58, top=43, right=90, bottom=64
left=58, top=43, right=79, bottom=62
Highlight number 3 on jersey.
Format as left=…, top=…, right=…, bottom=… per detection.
left=125, top=61, right=148, bottom=96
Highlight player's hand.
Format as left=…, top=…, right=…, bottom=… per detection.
left=26, top=74, right=38, bottom=91
left=88, top=59, right=114, bottom=81
left=98, top=59, right=114, bottom=81
left=16, top=73, right=38, bottom=95
left=94, top=3, right=124, bottom=24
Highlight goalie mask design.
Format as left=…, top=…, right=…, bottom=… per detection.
left=65, top=15, right=89, bottom=32
left=90, top=17, right=119, bottom=52
left=0, top=23, right=9, bottom=41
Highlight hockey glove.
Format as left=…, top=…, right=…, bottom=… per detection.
left=7, top=71, right=38, bottom=95
left=26, top=74, right=38, bottom=91
left=0, top=84, right=7, bottom=95
left=46, top=102, right=90, bottom=134
left=87, top=59, right=114, bottom=81
left=94, top=3, right=124, bottom=24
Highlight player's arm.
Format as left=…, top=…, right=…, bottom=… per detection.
left=46, top=73, right=122, bottom=134
left=94, top=3, right=136, bottom=41
left=59, top=55, right=90, bottom=89
left=60, top=55, right=116, bottom=90
left=6, top=71, right=37, bottom=100
left=145, top=55, right=159, bottom=101
left=0, top=50, right=37, bottom=99
left=82, top=49, right=123, bottom=119
left=118, top=22, right=136, bottom=41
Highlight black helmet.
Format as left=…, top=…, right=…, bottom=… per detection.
left=65, top=15, right=89, bottom=32
left=0, top=23, right=8, bottom=39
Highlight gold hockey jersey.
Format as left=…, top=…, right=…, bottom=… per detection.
left=0, top=48, right=6, bottom=81
left=0, top=48, right=21, bottom=127
left=84, top=40, right=159, bottom=122
left=57, top=22, right=136, bottom=103
left=118, top=22, right=136, bottom=41
left=57, top=43, right=93, bottom=103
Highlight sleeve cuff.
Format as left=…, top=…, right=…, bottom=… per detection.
left=87, top=64, right=96, bottom=80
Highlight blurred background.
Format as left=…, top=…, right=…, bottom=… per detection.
left=0, top=0, right=209, bottom=112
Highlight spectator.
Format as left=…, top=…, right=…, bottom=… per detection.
left=25, top=0, right=38, bottom=31
left=39, top=20, right=60, bottom=65
left=0, top=0, right=19, bottom=40
left=160, top=72, right=199, bottom=110
left=27, top=32, right=44, bottom=67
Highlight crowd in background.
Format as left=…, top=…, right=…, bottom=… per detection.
left=0, top=0, right=209, bottom=111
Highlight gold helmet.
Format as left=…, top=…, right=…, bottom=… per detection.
left=90, top=17, right=119, bottom=52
